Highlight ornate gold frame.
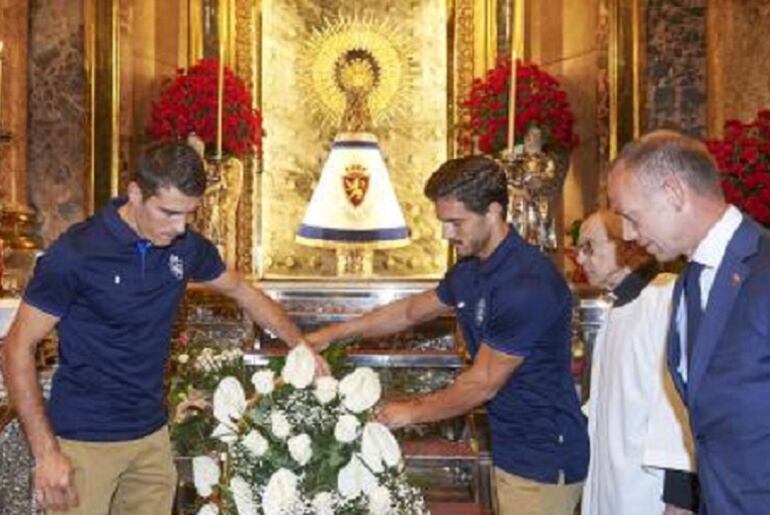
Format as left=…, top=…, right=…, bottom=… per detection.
left=84, top=0, right=638, bottom=277
left=85, top=0, right=494, bottom=279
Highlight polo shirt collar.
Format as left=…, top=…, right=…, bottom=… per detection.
left=102, top=197, right=146, bottom=245
left=479, top=225, right=522, bottom=276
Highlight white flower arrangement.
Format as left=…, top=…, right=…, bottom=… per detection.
left=186, top=344, right=429, bottom=515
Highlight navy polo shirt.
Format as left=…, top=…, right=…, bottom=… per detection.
left=436, top=227, right=589, bottom=484
left=24, top=198, right=225, bottom=441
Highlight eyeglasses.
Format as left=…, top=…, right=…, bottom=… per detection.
left=576, top=239, right=612, bottom=257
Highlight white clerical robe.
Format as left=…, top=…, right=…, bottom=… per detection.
left=581, top=273, right=695, bottom=515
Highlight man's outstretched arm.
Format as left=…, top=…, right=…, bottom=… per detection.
left=203, top=269, right=306, bottom=347
left=305, top=289, right=452, bottom=351
left=376, top=343, right=524, bottom=428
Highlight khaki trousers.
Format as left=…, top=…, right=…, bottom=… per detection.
left=49, top=425, right=177, bottom=515
left=494, top=467, right=583, bottom=515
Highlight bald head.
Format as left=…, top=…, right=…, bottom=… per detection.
left=610, top=129, right=723, bottom=199
left=581, top=210, right=623, bottom=243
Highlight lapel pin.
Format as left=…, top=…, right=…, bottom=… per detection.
left=731, top=273, right=741, bottom=286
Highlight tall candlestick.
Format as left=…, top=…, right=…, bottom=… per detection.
left=0, top=41, right=4, bottom=126
left=506, top=0, right=525, bottom=154
left=215, top=17, right=224, bottom=160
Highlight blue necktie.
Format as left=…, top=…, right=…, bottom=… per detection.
left=685, top=261, right=704, bottom=362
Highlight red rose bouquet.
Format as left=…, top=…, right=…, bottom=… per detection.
left=147, top=58, right=262, bottom=159
left=461, top=56, right=579, bottom=155
left=706, top=109, right=770, bottom=224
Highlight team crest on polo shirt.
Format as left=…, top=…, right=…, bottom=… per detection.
left=475, top=298, right=486, bottom=326
left=169, top=254, right=184, bottom=280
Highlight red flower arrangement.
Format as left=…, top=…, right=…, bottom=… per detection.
left=461, top=56, right=579, bottom=155
left=706, top=109, right=770, bottom=224
left=147, top=58, right=262, bottom=159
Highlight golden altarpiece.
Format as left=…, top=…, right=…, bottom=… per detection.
left=0, top=0, right=670, bottom=513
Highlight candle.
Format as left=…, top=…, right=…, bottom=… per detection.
left=215, top=40, right=224, bottom=160
left=0, top=41, right=4, bottom=125
left=506, top=52, right=517, bottom=154
left=506, top=1, right=525, bottom=154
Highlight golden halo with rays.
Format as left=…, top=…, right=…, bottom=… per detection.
left=299, top=14, right=417, bottom=129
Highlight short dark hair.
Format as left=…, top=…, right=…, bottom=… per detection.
left=423, top=156, right=509, bottom=216
left=133, top=141, right=207, bottom=198
left=612, top=129, right=723, bottom=199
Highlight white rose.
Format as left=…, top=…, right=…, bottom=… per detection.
left=263, top=468, right=299, bottom=515
left=361, top=422, right=402, bottom=473
left=270, top=410, right=292, bottom=440
left=338, top=368, right=381, bottom=413
left=212, top=377, right=246, bottom=427
left=250, top=369, right=275, bottom=395
left=197, top=503, right=219, bottom=515
left=230, top=475, right=257, bottom=515
left=311, top=491, right=335, bottom=515
left=211, top=423, right=238, bottom=444
left=337, top=454, right=378, bottom=499
left=287, top=433, right=313, bottom=466
left=334, top=414, right=361, bottom=444
left=177, top=353, right=190, bottom=364
left=192, top=455, right=220, bottom=498
left=314, top=376, right=338, bottom=404
left=241, top=429, right=269, bottom=457
left=281, top=344, right=316, bottom=389
left=368, top=486, right=393, bottom=515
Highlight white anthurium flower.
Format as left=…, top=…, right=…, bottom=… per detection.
left=211, top=423, right=238, bottom=445
left=192, top=455, right=220, bottom=498
left=361, top=422, right=402, bottom=473
left=281, top=344, right=316, bottom=389
left=241, top=429, right=269, bottom=457
left=270, top=410, right=292, bottom=440
left=337, top=454, right=378, bottom=499
left=262, top=468, right=299, bottom=515
left=311, top=491, right=335, bottom=515
left=287, top=433, right=313, bottom=466
left=368, top=486, right=393, bottom=515
left=197, top=503, right=219, bottom=515
left=250, top=369, right=275, bottom=395
left=230, top=475, right=257, bottom=515
left=314, top=376, right=338, bottom=405
left=334, top=414, right=361, bottom=444
left=338, top=367, right=381, bottom=413
left=212, top=376, right=246, bottom=428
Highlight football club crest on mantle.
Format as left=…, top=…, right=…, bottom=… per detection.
left=342, top=163, right=369, bottom=207
left=169, top=254, right=184, bottom=280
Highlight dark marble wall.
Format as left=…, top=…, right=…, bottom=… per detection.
left=28, top=0, right=86, bottom=246
left=645, top=0, right=708, bottom=137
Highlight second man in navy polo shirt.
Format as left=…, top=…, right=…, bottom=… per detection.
left=307, top=155, right=588, bottom=515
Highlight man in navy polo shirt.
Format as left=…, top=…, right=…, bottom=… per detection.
left=2, top=142, right=311, bottom=514
left=308, top=155, right=588, bottom=514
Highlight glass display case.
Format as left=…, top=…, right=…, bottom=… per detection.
left=177, top=281, right=492, bottom=514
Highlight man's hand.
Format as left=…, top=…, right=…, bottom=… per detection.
left=375, top=400, right=415, bottom=429
left=304, top=326, right=338, bottom=353
left=310, top=348, right=331, bottom=377
left=34, top=450, right=78, bottom=511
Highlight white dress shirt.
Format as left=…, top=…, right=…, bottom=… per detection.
left=676, top=205, right=743, bottom=381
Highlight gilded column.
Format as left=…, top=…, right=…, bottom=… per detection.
left=0, top=0, right=41, bottom=260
